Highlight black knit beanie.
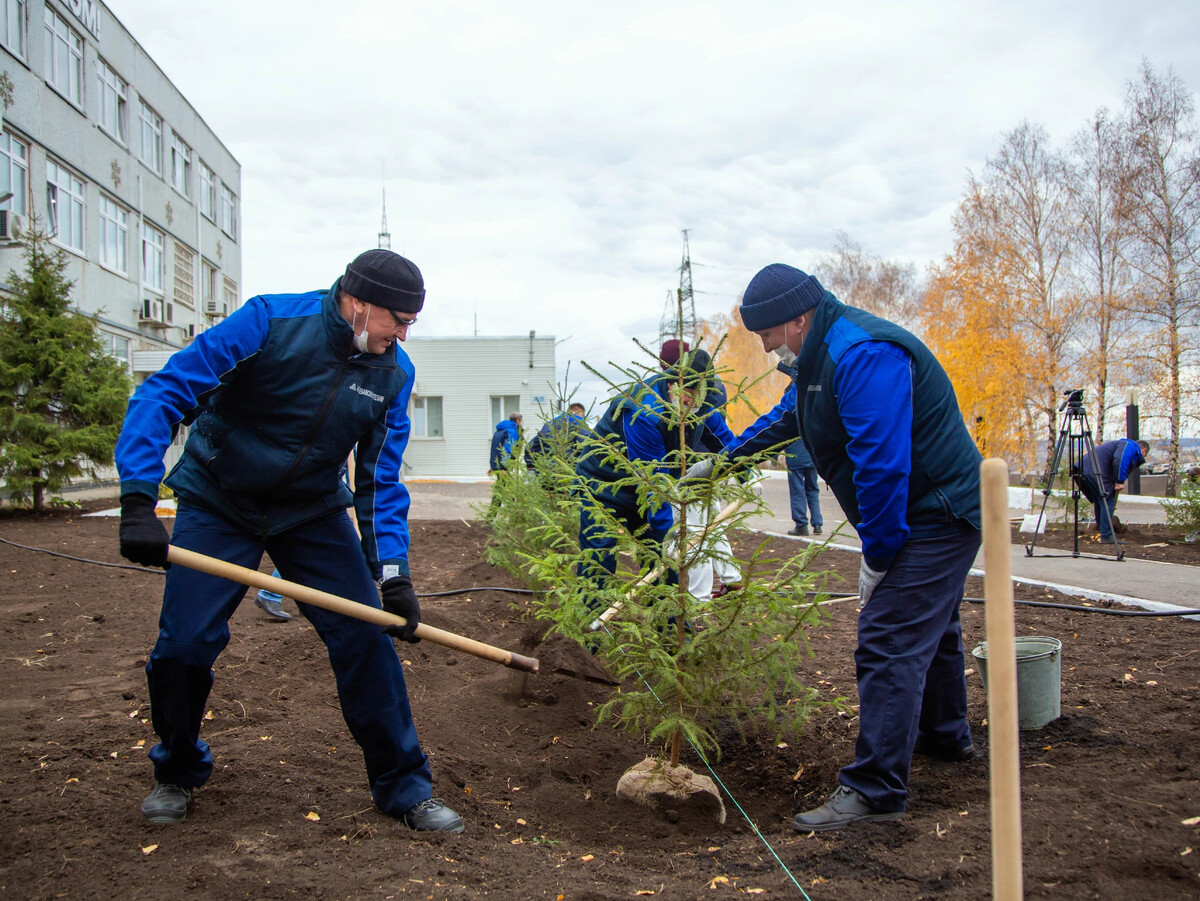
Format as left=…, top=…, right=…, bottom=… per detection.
left=341, top=249, right=425, bottom=313
left=739, top=264, right=824, bottom=331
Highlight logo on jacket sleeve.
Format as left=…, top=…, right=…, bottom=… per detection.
left=347, top=382, right=385, bottom=403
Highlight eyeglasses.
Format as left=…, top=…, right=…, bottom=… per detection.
left=386, top=309, right=417, bottom=331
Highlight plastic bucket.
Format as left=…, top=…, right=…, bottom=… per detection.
left=970, top=636, right=1062, bottom=730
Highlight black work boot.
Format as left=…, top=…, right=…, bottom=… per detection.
left=403, top=798, right=464, bottom=833
left=914, top=735, right=981, bottom=761
left=141, top=782, right=192, bottom=823
left=791, top=785, right=903, bottom=833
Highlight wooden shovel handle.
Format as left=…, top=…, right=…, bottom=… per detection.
left=166, top=546, right=539, bottom=674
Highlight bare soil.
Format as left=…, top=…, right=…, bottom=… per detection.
left=1012, top=521, right=1200, bottom=565
left=1, top=510, right=1198, bottom=900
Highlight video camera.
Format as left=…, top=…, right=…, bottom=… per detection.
left=1059, top=388, right=1084, bottom=412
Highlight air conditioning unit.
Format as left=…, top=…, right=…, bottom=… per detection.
left=0, top=210, right=24, bottom=242
left=204, top=298, right=220, bottom=315
left=140, top=298, right=164, bottom=322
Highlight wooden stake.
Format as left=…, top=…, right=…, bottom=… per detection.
left=166, top=546, right=539, bottom=674
left=980, top=458, right=1025, bottom=900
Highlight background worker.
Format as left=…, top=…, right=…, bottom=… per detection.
left=488, top=412, right=523, bottom=510
left=694, top=263, right=983, bottom=832
left=114, top=249, right=463, bottom=834
left=525, top=403, right=588, bottom=472
left=1077, top=437, right=1150, bottom=540
left=785, top=437, right=823, bottom=537
left=576, top=349, right=733, bottom=597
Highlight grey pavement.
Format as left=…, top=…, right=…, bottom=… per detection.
left=63, top=474, right=1199, bottom=614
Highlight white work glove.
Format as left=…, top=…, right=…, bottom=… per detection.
left=682, top=458, right=715, bottom=483
left=858, top=558, right=887, bottom=604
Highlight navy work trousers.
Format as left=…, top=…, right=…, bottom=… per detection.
left=838, top=523, right=981, bottom=812
left=146, top=503, right=433, bottom=817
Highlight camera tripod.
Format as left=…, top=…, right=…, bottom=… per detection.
left=1026, top=390, right=1124, bottom=561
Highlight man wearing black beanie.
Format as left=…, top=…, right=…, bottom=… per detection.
left=697, top=263, right=982, bottom=832
left=113, top=249, right=463, bottom=833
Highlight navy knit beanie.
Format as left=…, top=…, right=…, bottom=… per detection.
left=739, top=264, right=824, bottom=331
left=342, top=249, right=426, bottom=313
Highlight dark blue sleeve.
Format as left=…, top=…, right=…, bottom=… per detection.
left=114, top=298, right=270, bottom=499
left=833, top=341, right=914, bottom=571
left=725, top=383, right=801, bottom=460
left=701, top=408, right=736, bottom=451
left=621, top=406, right=673, bottom=532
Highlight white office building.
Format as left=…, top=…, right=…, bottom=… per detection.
left=0, top=0, right=241, bottom=380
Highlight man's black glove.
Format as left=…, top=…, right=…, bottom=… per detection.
left=380, top=574, right=421, bottom=643
left=118, top=493, right=171, bottom=568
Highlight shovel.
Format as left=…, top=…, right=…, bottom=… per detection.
left=166, top=546, right=539, bottom=674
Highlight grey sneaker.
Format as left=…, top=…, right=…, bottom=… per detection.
left=403, top=798, right=464, bottom=833
left=255, top=592, right=292, bottom=621
left=141, top=782, right=192, bottom=823
left=791, top=785, right=902, bottom=833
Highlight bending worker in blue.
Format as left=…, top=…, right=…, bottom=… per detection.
left=114, top=249, right=463, bottom=833
left=1076, top=438, right=1149, bottom=540
left=576, top=349, right=734, bottom=594
left=690, top=263, right=982, bottom=832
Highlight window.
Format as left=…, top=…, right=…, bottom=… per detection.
left=172, top=243, right=194, bottom=308
left=46, top=160, right=84, bottom=252
left=101, top=331, right=130, bottom=364
left=219, top=183, right=236, bottom=238
left=490, top=396, right=520, bottom=424
left=43, top=8, right=82, bottom=105
left=138, top=100, right=162, bottom=174
left=168, top=132, right=190, bottom=197
left=97, top=60, right=128, bottom=144
left=0, top=132, right=27, bottom=214
left=141, top=222, right=164, bottom=294
left=201, top=260, right=216, bottom=306
left=98, top=195, right=127, bottom=274
left=221, top=275, right=237, bottom=315
left=411, top=396, right=444, bottom=438
left=198, top=161, right=215, bottom=220
left=2, top=0, right=26, bottom=58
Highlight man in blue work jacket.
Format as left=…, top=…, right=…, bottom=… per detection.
left=114, top=249, right=463, bottom=833
left=1077, top=438, right=1149, bottom=540
left=691, top=263, right=982, bottom=832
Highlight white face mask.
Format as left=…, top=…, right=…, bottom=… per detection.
left=351, top=304, right=371, bottom=353
left=773, top=321, right=797, bottom=367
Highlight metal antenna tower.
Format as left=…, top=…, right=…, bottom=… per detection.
left=659, top=228, right=697, bottom=347
left=378, top=168, right=391, bottom=250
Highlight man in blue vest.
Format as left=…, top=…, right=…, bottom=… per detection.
left=114, top=249, right=463, bottom=833
left=692, top=263, right=983, bottom=832
left=1076, top=438, right=1149, bottom=540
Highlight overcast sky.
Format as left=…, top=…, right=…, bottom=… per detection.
left=106, top=0, right=1200, bottom=410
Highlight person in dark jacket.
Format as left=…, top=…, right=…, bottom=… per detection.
left=576, top=349, right=733, bottom=595
left=785, top=436, right=823, bottom=537
left=691, top=263, right=983, bottom=832
left=114, top=249, right=463, bottom=833
left=525, top=403, right=588, bottom=471
left=1076, top=438, right=1149, bottom=539
left=489, top=413, right=523, bottom=472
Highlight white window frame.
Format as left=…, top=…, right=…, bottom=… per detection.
left=490, top=395, right=520, bottom=424
left=2, top=0, right=27, bottom=59
left=98, top=195, right=128, bottom=275
left=97, top=59, right=128, bottom=145
left=168, top=131, right=191, bottom=197
left=46, top=159, right=84, bottom=252
left=0, top=132, right=28, bottom=214
left=141, top=221, right=164, bottom=294
left=138, top=100, right=163, bottom=175
left=198, top=160, right=215, bottom=220
left=219, top=183, right=236, bottom=239
left=411, top=396, right=444, bottom=438
left=43, top=7, right=83, bottom=106
left=102, top=331, right=130, bottom=365
left=221, top=275, right=237, bottom=315
left=201, top=260, right=217, bottom=305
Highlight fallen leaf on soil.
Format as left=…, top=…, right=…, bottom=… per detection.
left=1182, top=847, right=1193, bottom=856
left=510, top=838, right=524, bottom=845
left=1182, top=816, right=1200, bottom=826
left=776, top=742, right=788, bottom=749
left=708, top=876, right=729, bottom=888
left=1124, top=673, right=1134, bottom=681
left=204, top=710, right=214, bottom=720
left=964, top=667, right=975, bottom=676
left=745, top=891, right=766, bottom=895
left=109, top=752, right=118, bottom=759
left=305, top=812, right=320, bottom=821
left=141, top=845, right=157, bottom=855
left=580, top=854, right=594, bottom=862
left=792, top=764, right=805, bottom=781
